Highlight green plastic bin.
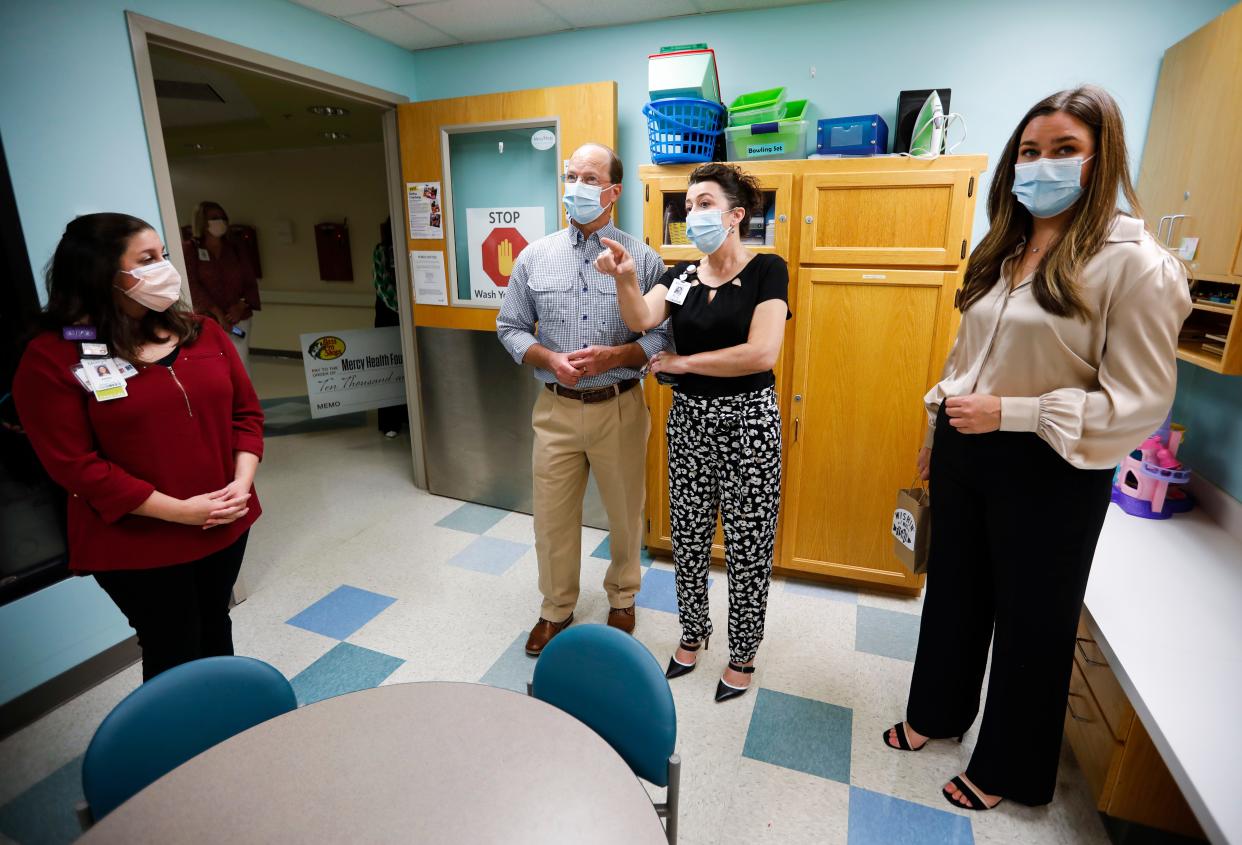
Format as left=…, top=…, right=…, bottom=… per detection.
left=727, top=87, right=786, bottom=126
left=724, top=99, right=809, bottom=161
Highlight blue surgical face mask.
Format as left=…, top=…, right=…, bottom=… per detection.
left=1011, top=155, right=1094, bottom=219
left=685, top=208, right=738, bottom=255
left=562, top=180, right=613, bottom=225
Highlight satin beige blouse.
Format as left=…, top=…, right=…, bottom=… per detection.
left=924, top=215, right=1192, bottom=469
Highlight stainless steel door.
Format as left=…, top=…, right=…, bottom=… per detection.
left=416, top=326, right=608, bottom=529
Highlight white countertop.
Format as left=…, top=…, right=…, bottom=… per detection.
left=1087, top=503, right=1242, bottom=845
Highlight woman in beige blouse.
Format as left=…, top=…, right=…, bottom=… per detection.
left=882, top=86, right=1191, bottom=811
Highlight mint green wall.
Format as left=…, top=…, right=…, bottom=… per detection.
left=0, top=0, right=418, bottom=290
left=0, top=0, right=418, bottom=705
left=1173, top=362, right=1242, bottom=499
left=409, top=0, right=1233, bottom=244
left=411, top=0, right=1241, bottom=496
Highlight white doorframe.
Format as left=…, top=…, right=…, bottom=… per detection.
left=125, top=12, right=427, bottom=600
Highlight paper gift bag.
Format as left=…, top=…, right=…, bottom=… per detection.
left=892, top=483, right=931, bottom=575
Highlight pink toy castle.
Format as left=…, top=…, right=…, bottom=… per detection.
left=1111, top=413, right=1193, bottom=519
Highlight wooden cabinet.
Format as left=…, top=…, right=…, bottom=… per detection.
left=1065, top=609, right=1205, bottom=839
left=1136, top=3, right=1242, bottom=375
left=640, top=156, right=986, bottom=590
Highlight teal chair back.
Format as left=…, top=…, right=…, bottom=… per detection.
left=531, top=624, right=676, bottom=785
left=82, top=656, right=296, bottom=821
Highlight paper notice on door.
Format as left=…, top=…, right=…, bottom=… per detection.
left=407, top=182, right=443, bottom=240
left=410, top=250, right=449, bottom=306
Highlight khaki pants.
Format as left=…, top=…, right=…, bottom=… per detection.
left=532, top=385, right=649, bottom=622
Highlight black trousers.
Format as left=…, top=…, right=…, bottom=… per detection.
left=905, top=406, right=1113, bottom=805
left=374, top=295, right=408, bottom=434
left=94, top=532, right=248, bottom=682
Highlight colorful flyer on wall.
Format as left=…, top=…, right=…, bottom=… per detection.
left=300, top=327, right=406, bottom=419
left=456, top=207, right=545, bottom=309
left=409, top=250, right=449, bottom=306
left=407, top=182, right=443, bottom=240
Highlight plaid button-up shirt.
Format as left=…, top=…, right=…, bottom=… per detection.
left=496, top=221, right=671, bottom=388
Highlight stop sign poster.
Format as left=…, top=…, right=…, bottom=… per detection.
left=462, top=207, right=544, bottom=309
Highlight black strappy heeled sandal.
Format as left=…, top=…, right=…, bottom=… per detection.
left=882, top=722, right=964, bottom=751
left=665, top=636, right=709, bottom=679
left=714, top=662, right=755, bottom=703
left=942, top=775, right=1003, bottom=812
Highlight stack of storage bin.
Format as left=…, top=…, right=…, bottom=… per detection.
left=723, top=87, right=809, bottom=161
left=644, top=46, right=725, bottom=164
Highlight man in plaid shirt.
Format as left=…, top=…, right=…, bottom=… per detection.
left=498, top=143, right=670, bottom=656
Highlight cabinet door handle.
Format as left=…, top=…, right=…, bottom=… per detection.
left=1075, top=637, right=1108, bottom=667
left=1156, top=215, right=1171, bottom=243
left=1167, top=214, right=1186, bottom=246
left=794, top=418, right=800, bottom=442
left=1066, top=692, right=1093, bottom=723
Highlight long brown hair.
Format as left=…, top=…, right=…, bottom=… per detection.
left=959, top=85, right=1142, bottom=319
left=40, top=213, right=200, bottom=362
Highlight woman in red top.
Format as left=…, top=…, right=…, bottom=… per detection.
left=14, top=213, right=264, bottom=681
left=184, top=201, right=261, bottom=370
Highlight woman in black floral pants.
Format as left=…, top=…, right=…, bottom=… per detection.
left=596, top=162, right=789, bottom=702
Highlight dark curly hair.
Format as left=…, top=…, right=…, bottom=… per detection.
left=39, top=213, right=199, bottom=362
left=688, top=162, right=764, bottom=236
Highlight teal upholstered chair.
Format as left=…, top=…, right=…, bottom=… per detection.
left=78, top=656, right=296, bottom=827
left=531, top=624, right=681, bottom=844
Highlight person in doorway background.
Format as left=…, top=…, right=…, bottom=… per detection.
left=885, top=86, right=1191, bottom=811
left=14, top=212, right=264, bottom=682
left=496, top=142, right=670, bottom=657
left=373, top=217, right=407, bottom=438
left=184, top=201, right=261, bottom=371
left=600, top=162, right=789, bottom=703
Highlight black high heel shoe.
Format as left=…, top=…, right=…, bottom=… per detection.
left=714, top=662, right=755, bottom=703
left=881, top=722, right=964, bottom=751
left=665, top=636, right=709, bottom=679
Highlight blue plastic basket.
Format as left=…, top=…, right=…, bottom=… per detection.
left=643, top=98, right=725, bottom=164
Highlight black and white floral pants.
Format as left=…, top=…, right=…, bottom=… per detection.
left=667, top=386, right=782, bottom=665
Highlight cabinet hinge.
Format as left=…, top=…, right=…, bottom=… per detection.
left=967, top=176, right=975, bottom=198
left=645, top=184, right=649, bottom=201
left=646, top=518, right=651, bottom=533
left=961, top=240, right=967, bottom=260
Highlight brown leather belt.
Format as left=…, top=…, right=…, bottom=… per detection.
left=545, top=378, right=638, bottom=404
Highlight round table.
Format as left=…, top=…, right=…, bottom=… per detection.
left=80, top=681, right=668, bottom=844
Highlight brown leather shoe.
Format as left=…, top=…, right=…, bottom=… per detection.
left=525, top=614, right=573, bottom=656
left=607, top=606, right=636, bottom=634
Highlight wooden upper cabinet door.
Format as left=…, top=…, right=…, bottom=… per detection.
left=643, top=172, right=794, bottom=264
left=782, top=267, right=949, bottom=588
left=1177, top=5, right=1242, bottom=277
left=799, top=170, right=973, bottom=267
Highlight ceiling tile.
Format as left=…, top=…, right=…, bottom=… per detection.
left=693, top=0, right=824, bottom=10
left=343, top=8, right=460, bottom=50
left=290, top=0, right=390, bottom=16
left=405, top=0, right=571, bottom=42
left=536, top=0, right=699, bottom=29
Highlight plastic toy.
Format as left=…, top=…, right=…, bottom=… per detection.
left=1111, top=413, right=1193, bottom=519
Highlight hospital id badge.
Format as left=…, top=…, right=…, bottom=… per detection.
left=81, top=357, right=127, bottom=401
left=666, top=278, right=691, bottom=305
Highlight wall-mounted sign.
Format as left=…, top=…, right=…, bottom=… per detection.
left=531, top=129, right=556, bottom=151
left=457, top=207, right=544, bottom=309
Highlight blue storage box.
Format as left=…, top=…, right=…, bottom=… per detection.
left=816, top=114, right=889, bottom=156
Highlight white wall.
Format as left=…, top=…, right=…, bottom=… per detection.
left=170, top=143, right=389, bottom=351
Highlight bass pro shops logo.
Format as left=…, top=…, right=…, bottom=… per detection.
left=308, top=336, right=346, bottom=361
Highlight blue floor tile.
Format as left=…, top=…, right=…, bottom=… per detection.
left=855, top=605, right=922, bottom=662
left=742, top=688, right=853, bottom=783
left=290, top=642, right=404, bottom=706
left=589, top=536, right=655, bottom=567
left=634, top=566, right=710, bottom=614
left=479, top=632, right=536, bottom=693
left=848, top=786, right=973, bottom=845
left=286, top=585, right=396, bottom=640
left=447, top=535, right=530, bottom=575
left=436, top=502, right=510, bottom=534
left=0, top=754, right=84, bottom=845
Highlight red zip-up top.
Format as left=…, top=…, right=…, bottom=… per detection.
left=13, top=317, right=263, bottom=572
